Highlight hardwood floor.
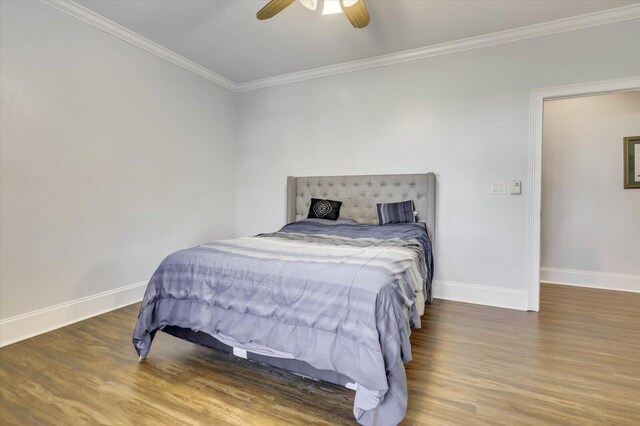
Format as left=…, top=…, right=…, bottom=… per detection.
left=1, top=283, right=639, bottom=425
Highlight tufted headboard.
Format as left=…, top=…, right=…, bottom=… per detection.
left=287, top=173, right=436, bottom=242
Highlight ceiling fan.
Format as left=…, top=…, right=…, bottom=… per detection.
left=257, top=0, right=370, bottom=29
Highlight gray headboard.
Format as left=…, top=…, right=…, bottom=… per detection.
left=287, top=173, right=436, bottom=242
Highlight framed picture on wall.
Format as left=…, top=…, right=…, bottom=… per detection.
left=624, top=136, right=640, bottom=189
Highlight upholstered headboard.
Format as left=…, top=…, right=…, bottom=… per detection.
left=286, top=173, right=436, bottom=242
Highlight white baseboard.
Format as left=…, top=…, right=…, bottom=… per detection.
left=433, top=280, right=528, bottom=311
left=0, top=278, right=531, bottom=346
left=540, top=267, right=640, bottom=293
left=0, top=281, right=147, bottom=347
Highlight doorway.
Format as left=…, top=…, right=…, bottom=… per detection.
left=526, top=76, right=640, bottom=311
left=540, top=92, right=640, bottom=294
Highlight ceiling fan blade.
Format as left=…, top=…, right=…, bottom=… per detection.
left=257, top=0, right=296, bottom=20
left=340, top=0, right=370, bottom=28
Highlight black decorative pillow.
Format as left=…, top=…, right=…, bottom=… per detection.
left=377, top=200, right=416, bottom=225
left=307, top=198, right=342, bottom=221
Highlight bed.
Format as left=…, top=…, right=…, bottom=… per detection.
left=132, top=173, right=436, bottom=426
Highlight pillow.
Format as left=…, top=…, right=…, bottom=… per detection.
left=377, top=200, right=416, bottom=225
left=307, top=198, right=342, bottom=221
left=302, top=217, right=357, bottom=225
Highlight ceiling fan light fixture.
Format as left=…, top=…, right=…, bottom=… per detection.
left=259, top=0, right=369, bottom=28
left=321, top=0, right=342, bottom=15
left=321, top=0, right=360, bottom=15
left=298, top=0, right=318, bottom=11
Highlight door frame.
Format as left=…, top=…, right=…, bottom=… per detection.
left=526, top=76, right=640, bottom=311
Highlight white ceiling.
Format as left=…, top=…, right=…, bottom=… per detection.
left=77, top=0, right=639, bottom=84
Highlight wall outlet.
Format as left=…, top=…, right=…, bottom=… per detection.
left=511, top=180, right=522, bottom=194
left=491, top=182, right=506, bottom=194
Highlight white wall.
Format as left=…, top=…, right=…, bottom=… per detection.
left=541, top=92, right=640, bottom=292
left=1, top=2, right=639, bottom=344
left=0, top=1, right=236, bottom=343
left=236, top=19, right=640, bottom=310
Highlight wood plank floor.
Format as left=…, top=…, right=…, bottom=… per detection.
left=1, top=283, right=639, bottom=425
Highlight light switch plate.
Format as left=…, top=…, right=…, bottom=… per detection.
left=491, top=182, right=506, bottom=194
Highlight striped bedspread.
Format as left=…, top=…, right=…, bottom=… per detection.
left=133, top=221, right=433, bottom=426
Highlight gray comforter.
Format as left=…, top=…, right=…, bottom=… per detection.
left=133, top=221, right=433, bottom=425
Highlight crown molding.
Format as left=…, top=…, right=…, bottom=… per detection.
left=40, top=0, right=237, bottom=91
left=40, top=1, right=640, bottom=93
left=236, top=4, right=640, bottom=92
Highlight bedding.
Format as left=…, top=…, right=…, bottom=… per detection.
left=132, top=221, right=433, bottom=426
